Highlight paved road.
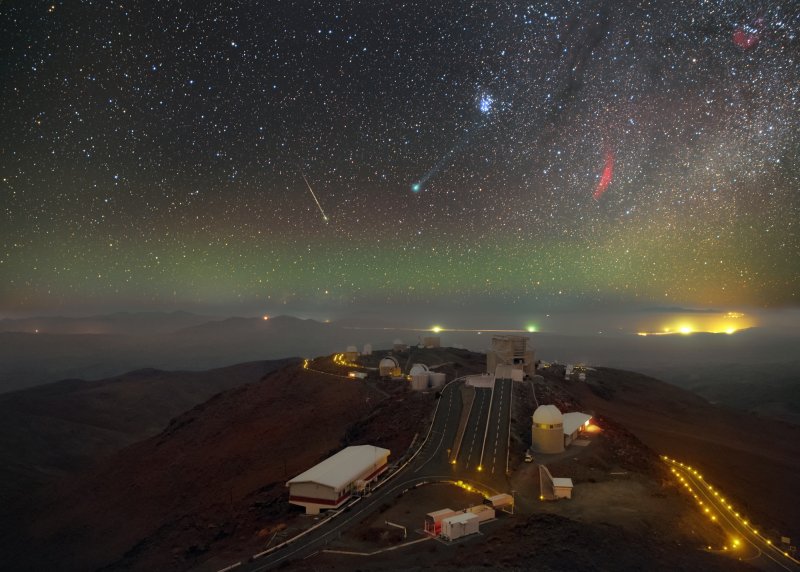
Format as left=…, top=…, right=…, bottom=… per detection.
left=455, top=387, right=491, bottom=471
left=668, top=458, right=799, bottom=572
left=237, top=378, right=480, bottom=571
left=478, top=377, right=512, bottom=485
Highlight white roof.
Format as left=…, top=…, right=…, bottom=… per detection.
left=562, top=412, right=592, bottom=435
left=444, top=512, right=479, bottom=525
left=487, top=493, right=514, bottom=507
left=427, top=508, right=456, bottom=518
left=552, top=477, right=573, bottom=488
left=287, top=445, right=390, bottom=491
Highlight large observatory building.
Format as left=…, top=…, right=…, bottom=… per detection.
left=487, top=335, right=535, bottom=378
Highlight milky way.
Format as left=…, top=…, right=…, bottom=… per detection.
left=1, top=1, right=798, bottom=315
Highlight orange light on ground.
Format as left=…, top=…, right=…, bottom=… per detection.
left=262, top=315, right=270, bottom=320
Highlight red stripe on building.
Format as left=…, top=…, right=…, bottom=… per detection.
left=289, top=492, right=351, bottom=506
left=362, top=462, right=388, bottom=482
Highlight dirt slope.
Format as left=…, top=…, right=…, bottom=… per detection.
left=0, top=359, right=296, bottom=502
left=3, top=363, right=385, bottom=572
left=558, top=366, right=800, bottom=538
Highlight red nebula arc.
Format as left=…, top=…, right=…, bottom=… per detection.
left=593, top=150, right=614, bottom=201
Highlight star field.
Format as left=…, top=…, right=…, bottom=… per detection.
left=1, top=1, right=798, bottom=315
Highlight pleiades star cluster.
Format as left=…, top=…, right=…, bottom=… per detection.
left=1, top=1, right=798, bottom=313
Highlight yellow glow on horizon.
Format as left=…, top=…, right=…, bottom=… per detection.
left=636, top=311, right=754, bottom=337
left=431, top=325, right=442, bottom=333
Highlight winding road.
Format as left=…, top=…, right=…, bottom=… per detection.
left=667, top=458, right=799, bottom=572
left=234, top=372, right=515, bottom=571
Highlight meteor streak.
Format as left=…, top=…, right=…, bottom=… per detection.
left=300, top=170, right=329, bottom=222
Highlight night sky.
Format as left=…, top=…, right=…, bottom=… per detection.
left=2, top=1, right=798, bottom=318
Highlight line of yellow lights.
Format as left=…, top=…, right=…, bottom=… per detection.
left=332, top=353, right=360, bottom=368
left=637, top=326, right=738, bottom=336
left=453, top=479, right=490, bottom=499
left=661, top=455, right=798, bottom=563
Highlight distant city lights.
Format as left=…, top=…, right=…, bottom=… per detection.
left=635, top=311, right=753, bottom=336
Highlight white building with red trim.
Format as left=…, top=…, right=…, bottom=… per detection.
left=286, top=445, right=390, bottom=514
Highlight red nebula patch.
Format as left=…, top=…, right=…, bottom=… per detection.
left=593, top=151, right=614, bottom=201
left=733, top=28, right=760, bottom=50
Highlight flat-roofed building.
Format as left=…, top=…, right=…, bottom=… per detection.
left=286, top=445, right=390, bottom=514
left=441, top=512, right=479, bottom=540
left=562, top=412, right=592, bottom=447
left=552, top=477, right=574, bottom=499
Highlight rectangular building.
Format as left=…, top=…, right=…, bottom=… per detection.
left=563, top=412, right=592, bottom=447
left=286, top=445, right=390, bottom=514
left=552, top=477, right=574, bottom=499
left=441, top=512, right=480, bottom=540
left=424, top=508, right=457, bottom=535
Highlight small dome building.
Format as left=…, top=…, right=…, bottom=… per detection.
left=409, top=363, right=430, bottom=376
left=379, top=356, right=401, bottom=377
left=531, top=405, right=564, bottom=454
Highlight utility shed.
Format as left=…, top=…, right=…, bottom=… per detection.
left=552, top=477, right=574, bottom=499
left=424, top=508, right=457, bottom=535
left=562, top=412, right=592, bottom=447
left=486, top=493, right=514, bottom=510
left=286, top=445, right=390, bottom=514
left=467, top=504, right=495, bottom=523
left=441, top=512, right=479, bottom=540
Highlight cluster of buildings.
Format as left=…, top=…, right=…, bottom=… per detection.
left=424, top=494, right=513, bottom=541
left=288, top=335, right=592, bottom=538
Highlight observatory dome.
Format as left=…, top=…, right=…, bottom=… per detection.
left=409, top=363, right=429, bottom=376
left=533, top=404, right=563, bottom=425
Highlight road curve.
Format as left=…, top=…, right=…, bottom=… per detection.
left=667, top=457, right=799, bottom=572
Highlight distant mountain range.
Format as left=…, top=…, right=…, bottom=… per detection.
left=0, top=312, right=797, bottom=424
left=0, top=310, right=215, bottom=335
